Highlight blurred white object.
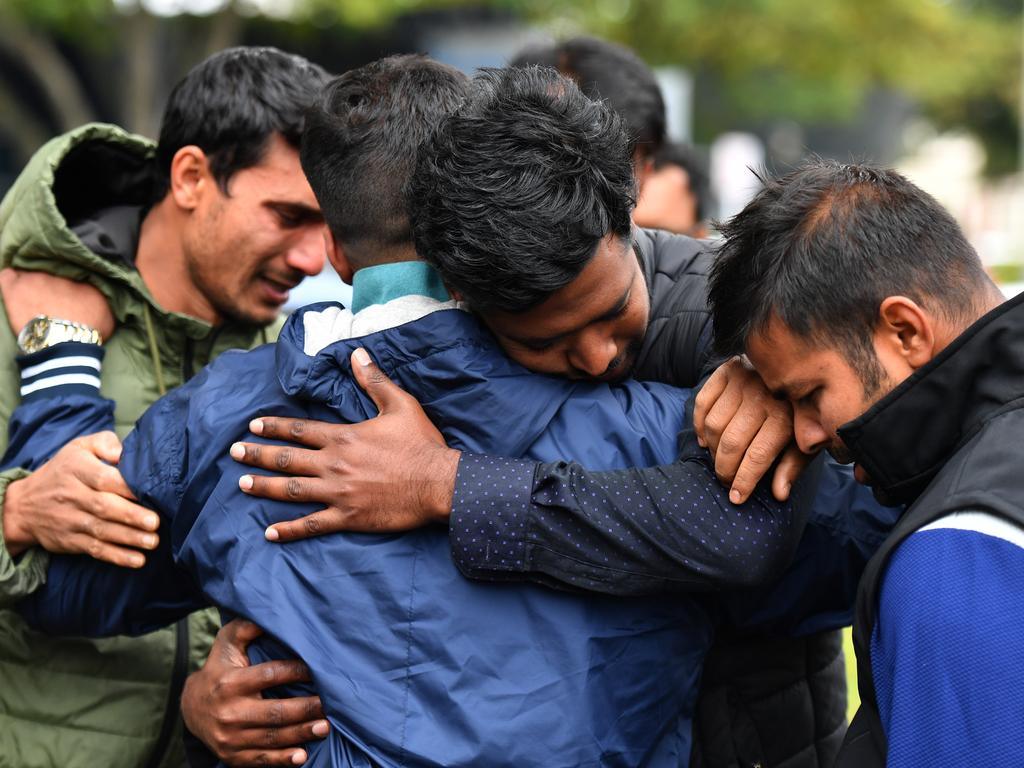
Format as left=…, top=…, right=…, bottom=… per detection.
left=710, top=132, right=766, bottom=221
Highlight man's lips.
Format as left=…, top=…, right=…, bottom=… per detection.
left=260, top=276, right=301, bottom=303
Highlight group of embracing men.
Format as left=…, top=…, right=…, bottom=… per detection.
left=0, top=38, right=1020, bottom=768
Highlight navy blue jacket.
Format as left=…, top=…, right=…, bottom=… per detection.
left=11, top=304, right=892, bottom=767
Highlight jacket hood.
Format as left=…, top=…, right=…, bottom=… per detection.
left=275, top=302, right=586, bottom=458
left=0, top=124, right=231, bottom=338
left=838, top=290, right=1024, bottom=506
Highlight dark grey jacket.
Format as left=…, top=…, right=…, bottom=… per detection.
left=631, top=228, right=848, bottom=768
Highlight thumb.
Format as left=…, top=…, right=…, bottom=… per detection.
left=350, top=347, right=409, bottom=415
left=85, top=430, right=124, bottom=464
left=220, top=618, right=264, bottom=650
left=771, top=445, right=812, bottom=501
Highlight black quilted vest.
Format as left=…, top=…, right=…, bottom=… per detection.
left=633, top=228, right=849, bottom=768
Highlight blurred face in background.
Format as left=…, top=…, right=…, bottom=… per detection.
left=633, top=163, right=706, bottom=238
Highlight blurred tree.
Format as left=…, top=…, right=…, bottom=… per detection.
left=505, top=0, right=1022, bottom=175
left=0, top=0, right=243, bottom=164
left=0, top=0, right=1020, bottom=175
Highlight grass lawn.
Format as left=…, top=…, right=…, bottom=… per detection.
left=842, top=626, right=859, bottom=722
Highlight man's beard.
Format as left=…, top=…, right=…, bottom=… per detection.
left=598, top=338, right=644, bottom=382
left=827, top=441, right=855, bottom=465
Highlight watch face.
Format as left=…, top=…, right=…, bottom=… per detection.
left=17, top=316, right=51, bottom=354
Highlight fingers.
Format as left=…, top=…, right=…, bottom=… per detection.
left=724, top=417, right=788, bottom=504
left=265, top=509, right=349, bottom=542
left=248, top=418, right=330, bottom=449
left=350, top=348, right=410, bottom=415
left=230, top=442, right=320, bottom=477
left=712, top=398, right=771, bottom=487
left=700, top=379, right=743, bottom=458
left=224, top=659, right=313, bottom=699
left=693, top=363, right=731, bottom=448
left=771, top=445, right=814, bottom=501
left=67, top=533, right=148, bottom=568
left=218, top=618, right=265, bottom=651
left=82, top=431, right=124, bottom=464
left=68, top=437, right=138, bottom=501
left=238, top=474, right=328, bottom=504
left=238, top=695, right=325, bottom=730
left=82, top=505, right=158, bottom=547
left=88, top=492, right=160, bottom=533
left=225, top=746, right=311, bottom=767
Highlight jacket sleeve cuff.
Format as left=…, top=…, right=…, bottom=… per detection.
left=449, top=453, right=537, bottom=577
left=17, top=342, right=105, bottom=402
left=0, top=468, right=49, bottom=606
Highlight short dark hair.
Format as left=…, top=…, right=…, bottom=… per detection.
left=409, top=65, right=636, bottom=313
left=709, top=159, right=993, bottom=388
left=300, top=55, right=469, bottom=266
left=653, top=141, right=713, bottom=222
left=156, top=46, right=328, bottom=195
left=511, top=36, right=666, bottom=159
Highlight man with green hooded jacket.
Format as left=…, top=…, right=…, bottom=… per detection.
left=0, top=47, right=330, bottom=768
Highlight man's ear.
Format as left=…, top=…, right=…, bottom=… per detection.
left=875, top=296, right=936, bottom=370
left=168, top=146, right=214, bottom=211
left=324, top=230, right=354, bottom=284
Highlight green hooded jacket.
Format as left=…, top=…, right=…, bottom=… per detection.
left=0, top=124, right=283, bottom=768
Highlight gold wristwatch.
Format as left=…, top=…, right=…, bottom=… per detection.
left=17, top=315, right=103, bottom=354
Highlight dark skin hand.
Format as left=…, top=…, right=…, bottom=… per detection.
left=693, top=356, right=812, bottom=503
left=231, top=348, right=459, bottom=541
left=181, top=619, right=329, bottom=767
left=230, top=352, right=807, bottom=542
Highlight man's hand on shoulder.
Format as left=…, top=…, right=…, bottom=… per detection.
left=2, top=432, right=159, bottom=566
left=181, top=619, right=328, bottom=767
left=694, top=355, right=811, bottom=504
left=231, top=348, right=460, bottom=542
left=0, top=268, right=116, bottom=340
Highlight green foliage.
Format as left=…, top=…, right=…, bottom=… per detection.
left=3, top=0, right=114, bottom=34
left=3, top=0, right=1021, bottom=173
left=508, top=0, right=1023, bottom=174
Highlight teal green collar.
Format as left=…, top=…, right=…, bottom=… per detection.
left=350, top=262, right=450, bottom=313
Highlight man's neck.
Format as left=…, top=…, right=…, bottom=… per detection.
left=931, top=287, right=1005, bottom=358
left=135, top=197, right=219, bottom=324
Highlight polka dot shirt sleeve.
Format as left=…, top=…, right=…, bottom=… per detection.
left=449, top=450, right=806, bottom=596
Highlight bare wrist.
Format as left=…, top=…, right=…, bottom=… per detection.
left=3, top=478, right=34, bottom=556
left=426, top=447, right=460, bottom=524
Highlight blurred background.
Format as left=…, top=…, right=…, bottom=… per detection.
left=1, top=0, right=1022, bottom=303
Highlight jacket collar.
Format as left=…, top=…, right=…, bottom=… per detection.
left=275, top=301, right=481, bottom=407
left=837, top=290, right=1024, bottom=506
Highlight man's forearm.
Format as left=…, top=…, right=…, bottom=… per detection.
left=449, top=450, right=809, bottom=596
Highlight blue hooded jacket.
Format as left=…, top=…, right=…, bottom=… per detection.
left=17, top=303, right=720, bottom=766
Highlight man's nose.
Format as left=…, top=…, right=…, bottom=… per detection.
left=793, top=411, right=829, bottom=455
left=567, top=331, right=619, bottom=379
left=285, top=226, right=327, bottom=277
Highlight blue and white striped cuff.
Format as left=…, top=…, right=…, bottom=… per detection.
left=17, top=342, right=105, bottom=401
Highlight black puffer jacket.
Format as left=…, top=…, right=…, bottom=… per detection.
left=632, top=227, right=847, bottom=768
